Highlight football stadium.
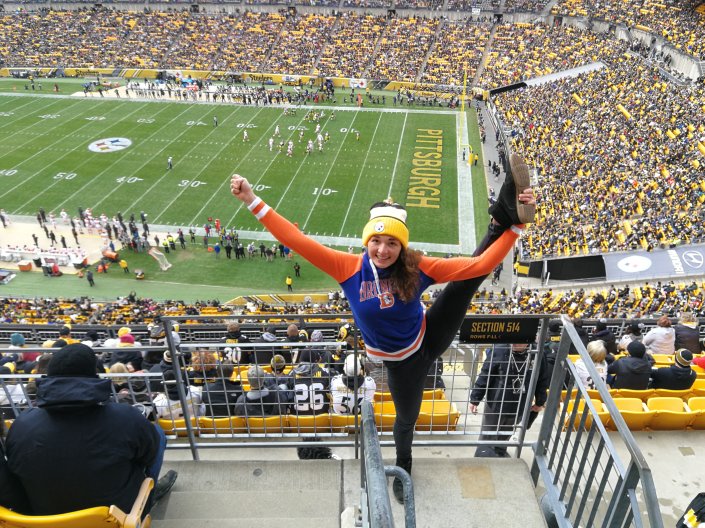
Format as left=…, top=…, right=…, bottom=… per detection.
left=1, top=1, right=704, bottom=526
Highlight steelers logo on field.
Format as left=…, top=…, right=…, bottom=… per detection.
left=88, top=137, right=132, bottom=153
left=374, top=221, right=386, bottom=233
left=616, top=255, right=652, bottom=273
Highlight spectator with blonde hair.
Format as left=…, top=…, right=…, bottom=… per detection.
left=574, top=340, right=608, bottom=389
left=643, top=315, right=675, bottom=355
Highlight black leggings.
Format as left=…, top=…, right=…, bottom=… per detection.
left=384, top=223, right=505, bottom=462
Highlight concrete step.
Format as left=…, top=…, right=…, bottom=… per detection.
left=151, top=460, right=341, bottom=528
left=151, top=455, right=547, bottom=528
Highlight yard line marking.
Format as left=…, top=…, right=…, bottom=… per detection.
left=155, top=107, right=261, bottom=224
left=118, top=106, right=235, bottom=215
left=215, top=110, right=311, bottom=229
left=338, top=111, right=385, bottom=236
left=300, top=112, right=363, bottom=231
left=386, top=111, right=408, bottom=199
left=1, top=100, right=138, bottom=204
left=37, top=103, right=176, bottom=213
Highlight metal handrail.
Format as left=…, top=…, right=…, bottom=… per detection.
left=532, top=316, right=664, bottom=528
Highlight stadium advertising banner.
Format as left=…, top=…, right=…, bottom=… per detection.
left=459, top=317, right=541, bottom=344
left=602, top=243, right=705, bottom=281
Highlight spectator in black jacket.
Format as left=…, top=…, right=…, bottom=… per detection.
left=568, top=318, right=590, bottom=355
left=650, top=349, right=697, bottom=390
left=469, top=343, right=551, bottom=457
left=673, top=313, right=701, bottom=355
left=591, top=320, right=617, bottom=356
left=5, top=344, right=177, bottom=516
left=607, top=341, right=652, bottom=390
left=201, top=362, right=243, bottom=417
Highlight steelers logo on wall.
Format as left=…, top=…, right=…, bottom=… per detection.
left=616, top=255, right=652, bottom=273
left=88, top=137, right=132, bottom=153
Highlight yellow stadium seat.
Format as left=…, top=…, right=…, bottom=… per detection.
left=611, top=398, right=654, bottom=431
left=563, top=399, right=608, bottom=430
left=198, top=416, right=247, bottom=435
left=650, top=354, right=674, bottom=365
left=374, top=400, right=397, bottom=432
left=647, top=397, right=694, bottom=430
left=691, top=378, right=705, bottom=397
left=0, top=477, right=153, bottom=528
left=416, top=400, right=460, bottom=431
left=247, top=415, right=288, bottom=434
left=330, top=413, right=360, bottom=432
left=289, top=413, right=333, bottom=434
left=653, top=388, right=694, bottom=400
left=158, top=416, right=199, bottom=437
left=687, top=397, right=705, bottom=429
left=613, top=389, right=654, bottom=401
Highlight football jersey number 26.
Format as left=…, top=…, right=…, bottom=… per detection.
left=294, top=382, right=326, bottom=412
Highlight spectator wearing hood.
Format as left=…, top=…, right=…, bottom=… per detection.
left=650, top=349, right=697, bottom=390
left=233, top=365, right=284, bottom=417
left=607, top=341, right=652, bottom=390
left=643, top=315, right=675, bottom=355
left=590, top=320, right=617, bottom=356
left=673, top=313, right=701, bottom=355
left=5, top=343, right=177, bottom=516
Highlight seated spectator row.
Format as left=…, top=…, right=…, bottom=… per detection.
left=565, top=396, right=705, bottom=431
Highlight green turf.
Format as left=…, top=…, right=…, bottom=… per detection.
left=0, top=85, right=490, bottom=300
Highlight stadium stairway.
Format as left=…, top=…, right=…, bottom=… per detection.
left=152, top=450, right=548, bottom=527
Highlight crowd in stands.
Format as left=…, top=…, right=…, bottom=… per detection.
left=479, top=23, right=629, bottom=89
left=421, top=19, right=490, bottom=86
left=266, top=13, right=335, bottom=76
left=371, top=17, right=439, bottom=82
left=493, top=52, right=705, bottom=259
left=315, top=13, right=385, bottom=79
left=551, top=0, right=705, bottom=61
left=3, top=276, right=705, bottom=331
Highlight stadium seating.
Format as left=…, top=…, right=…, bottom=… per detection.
left=610, top=398, right=655, bottom=431
left=613, top=389, right=654, bottom=402
left=246, top=415, right=289, bottom=435
left=0, top=477, right=153, bottom=528
left=688, top=397, right=705, bottom=429
left=646, top=397, right=694, bottom=430
left=289, top=413, right=334, bottom=434
left=415, top=400, right=461, bottom=431
left=158, top=417, right=199, bottom=437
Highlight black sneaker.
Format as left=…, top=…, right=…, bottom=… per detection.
left=392, top=458, right=412, bottom=504
left=488, top=153, right=535, bottom=227
left=153, top=470, right=178, bottom=503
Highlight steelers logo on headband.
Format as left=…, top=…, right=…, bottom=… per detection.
left=374, top=222, right=385, bottom=233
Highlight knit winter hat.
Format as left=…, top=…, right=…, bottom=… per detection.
left=47, top=343, right=98, bottom=378
left=117, top=327, right=132, bottom=337
left=310, top=330, right=324, bottom=342
left=627, top=340, right=646, bottom=358
left=361, top=202, right=409, bottom=249
left=10, top=333, right=25, bottom=347
left=675, top=348, right=693, bottom=367
left=119, top=334, right=135, bottom=345
left=271, top=354, right=287, bottom=372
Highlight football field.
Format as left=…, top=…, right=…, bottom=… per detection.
left=0, top=92, right=487, bottom=254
